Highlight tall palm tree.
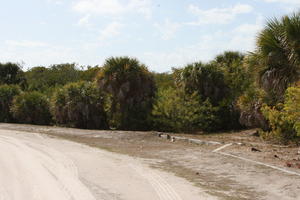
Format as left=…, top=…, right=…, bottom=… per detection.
left=256, top=12, right=300, bottom=102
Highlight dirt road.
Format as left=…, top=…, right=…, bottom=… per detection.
left=1, top=124, right=300, bottom=199
left=0, top=129, right=213, bottom=200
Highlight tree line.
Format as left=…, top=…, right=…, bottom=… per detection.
left=0, top=12, right=299, bottom=143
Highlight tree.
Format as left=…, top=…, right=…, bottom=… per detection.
left=152, top=88, right=219, bottom=132
left=256, top=12, right=300, bottom=102
left=213, top=51, right=249, bottom=99
left=11, top=91, right=52, bottom=125
left=25, top=63, right=81, bottom=93
left=212, top=52, right=252, bottom=129
left=80, top=66, right=101, bottom=81
left=0, top=62, right=26, bottom=87
left=174, top=62, right=228, bottom=106
left=0, top=85, right=21, bottom=122
left=51, top=81, right=108, bottom=129
left=24, top=66, right=50, bottom=91
left=97, top=57, right=156, bottom=130
left=152, top=72, right=174, bottom=90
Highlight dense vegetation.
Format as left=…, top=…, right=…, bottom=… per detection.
left=0, top=12, right=299, bottom=143
left=51, top=81, right=108, bottom=129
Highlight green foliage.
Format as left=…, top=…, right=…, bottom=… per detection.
left=174, top=62, right=228, bottom=105
left=152, top=72, right=174, bottom=90
left=0, top=85, right=21, bottom=122
left=237, top=82, right=269, bottom=130
left=174, top=60, right=246, bottom=130
left=213, top=51, right=250, bottom=99
left=25, top=63, right=81, bottom=94
left=51, top=81, right=108, bottom=129
left=80, top=66, right=101, bottom=81
left=261, top=86, right=300, bottom=143
left=97, top=57, right=156, bottom=130
left=284, top=86, right=300, bottom=134
left=255, top=12, right=300, bottom=102
left=11, top=91, right=52, bottom=125
left=211, top=52, right=251, bottom=130
left=152, top=88, right=219, bottom=132
left=0, top=62, right=26, bottom=87
left=0, top=9, right=298, bottom=142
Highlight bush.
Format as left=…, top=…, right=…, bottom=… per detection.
left=284, top=86, right=300, bottom=135
left=0, top=85, right=21, bottom=122
left=152, top=88, right=219, bottom=132
left=11, top=91, right=52, bottom=125
left=0, top=62, right=26, bottom=87
left=237, top=86, right=269, bottom=130
left=97, top=57, right=156, bottom=130
left=51, top=81, right=108, bottom=129
left=25, top=64, right=81, bottom=93
left=261, top=86, right=300, bottom=143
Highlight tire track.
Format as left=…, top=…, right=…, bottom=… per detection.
left=130, top=164, right=183, bottom=200
left=0, top=135, right=96, bottom=200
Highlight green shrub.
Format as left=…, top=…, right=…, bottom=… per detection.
left=0, top=62, right=26, bottom=87
left=97, top=57, right=156, bottom=130
left=51, top=81, right=108, bottom=129
left=261, top=86, right=300, bottom=143
left=25, top=64, right=81, bottom=93
left=0, top=85, right=21, bottom=122
left=11, top=91, right=52, bottom=125
left=237, top=86, right=269, bottom=130
left=152, top=88, right=219, bottom=132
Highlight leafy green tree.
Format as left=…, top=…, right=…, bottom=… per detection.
left=97, top=57, right=156, bottom=130
left=213, top=51, right=249, bottom=99
left=174, top=62, right=228, bottom=105
left=80, top=66, right=101, bottom=81
left=152, top=88, right=219, bottom=132
left=212, top=52, right=252, bottom=130
left=255, top=12, right=300, bottom=102
left=174, top=62, right=241, bottom=130
left=11, top=91, right=52, bottom=125
left=25, top=63, right=81, bottom=94
left=0, top=85, right=21, bottom=122
left=24, top=66, right=50, bottom=91
left=51, top=81, right=108, bottom=129
left=152, top=72, right=174, bottom=90
left=0, top=62, right=26, bottom=87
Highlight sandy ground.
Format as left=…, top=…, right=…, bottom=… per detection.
left=0, top=129, right=213, bottom=200
left=0, top=123, right=300, bottom=200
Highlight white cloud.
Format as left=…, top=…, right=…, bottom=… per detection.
left=187, top=3, right=253, bottom=25
left=47, top=0, right=63, bottom=5
left=139, top=16, right=264, bottom=72
left=262, top=0, right=300, bottom=5
left=5, top=40, right=49, bottom=48
left=0, top=42, right=80, bottom=69
left=154, top=19, right=181, bottom=40
left=78, top=14, right=91, bottom=26
left=99, top=22, right=124, bottom=41
left=72, top=0, right=152, bottom=18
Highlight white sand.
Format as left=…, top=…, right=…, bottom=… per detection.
left=0, top=129, right=215, bottom=200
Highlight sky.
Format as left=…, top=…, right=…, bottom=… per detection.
left=0, top=0, right=299, bottom=72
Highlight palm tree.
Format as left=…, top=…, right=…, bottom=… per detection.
left=97, top=57, right=156, bottom=130
left=174, top=62, right=228, bottom=105
left=256, top=12, right=300, bottom=102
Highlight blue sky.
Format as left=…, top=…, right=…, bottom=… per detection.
left=0, top=0, right=299, bottom=72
